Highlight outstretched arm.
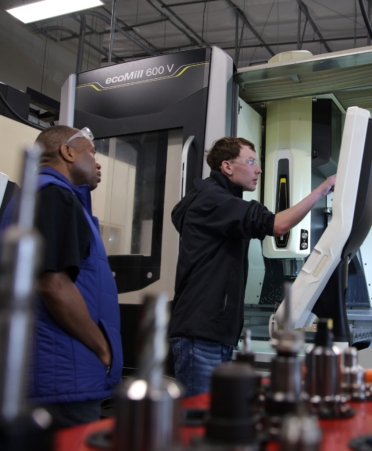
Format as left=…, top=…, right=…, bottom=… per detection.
left=38, top=271, right=112, bottom=367
left=273, top=175, right=336, bottom=237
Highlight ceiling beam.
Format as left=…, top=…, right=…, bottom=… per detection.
left=147, top=0, right=209, bottom=45
left=297, top=0, right=332, bottom=52
left=223, top=34, right=371, bottom=52
left=32, top=24, right=122, bottom=59
left=84, top=10, right=155, bottom=55
left=166, top=0, right=219, bottom=6
left=224, top=0, right=275, bottom=57
left=358, top=0, right=372, bottom=40
left=235, top=17, right=245, bottom=66
left=29, top=24, right=58, bottom=42
left=101, top=6, right=158, bottom=50
left=147, top=0, right=207, bottom=46
left=296, top=8, right=308, bottom=50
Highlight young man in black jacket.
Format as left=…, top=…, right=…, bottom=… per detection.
left=169, top=137, right=336, bottom=397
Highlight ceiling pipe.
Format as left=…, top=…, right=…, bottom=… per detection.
left=33, top=24, right=122, bottom=60
left=85, top=10, right=155, bottom=55
left=39, top=25, right=93, bottom=37
left=166, top=0, right=219, bottom=5
left=358, top=0, right=372, bottom=40
left=38, top=25, right=121, bottom=58
left=29, top=24, right=58, bottom=42
left=157, top=0, right=208, bottom=45
left=101, top=6, right=158, bottom=51
left=234, top=15, right=245, bottom=67
left=223, top=34, right=371, bottom=51
left=114, top=41, right=201, bottom=57
left=84, top=39, right=114, bottom=58
left=297, top=8, right=302, bottom=49
left=128, top=17, right=169, bottom=28
left=108, top=0, right=117, bottom=64
left=76, top=13, right=86, bottom=73
left=235, top=22, right=245, bottom=67
left=147, top=0, right=202, bottom=46
left=70, top=13, right=98, bottom=34
left=296, top=0, right=331, bottom=52
left=296, top=8, right=308, bottom=50
left=103, top=32, right=372, bottom=64
left=224, top=0, right=275, bottom=57
left=235, top=13, right=239, bottom=63
left=368, top=0, right=371, bottom=45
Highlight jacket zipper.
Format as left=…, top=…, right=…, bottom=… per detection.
left=223, top=294, right=228, bottom=311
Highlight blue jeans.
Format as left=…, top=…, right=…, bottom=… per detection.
left=169, top=336, right=233, bottom=397
left=40, top=399, right=102, bottom=428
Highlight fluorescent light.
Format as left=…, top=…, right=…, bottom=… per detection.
left=6, top=0, right=104, bottom=24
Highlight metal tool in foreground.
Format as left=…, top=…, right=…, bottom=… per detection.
left=0, top=146, right=53, bottom=451
left=113, top=293, right=183, bottom=451
left=236, top=329, right=255, bottom=366
left=265, top=282, right=306, bottom=437
left=201, top=353, right=261, bottom=450
left=279, top=404, right=322, bottom=451
left=305, top=318, right=354, bottom=418
left=341, top=347, right=372, bottom=401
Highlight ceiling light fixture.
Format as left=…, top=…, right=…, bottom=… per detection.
left=6, top=0, right=104, bottom=24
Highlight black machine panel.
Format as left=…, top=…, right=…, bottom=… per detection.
left=342, top=119, right=372, bottom=260
left=74, top=48, right=212, bottom=194
left=275, top=158, right=290, bottom=248
left=75, top=50, right=210, bottom=119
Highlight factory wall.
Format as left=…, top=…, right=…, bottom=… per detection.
left=0, top=9, right=101, bottom=101
left=0, top=116, right=39, bottom=184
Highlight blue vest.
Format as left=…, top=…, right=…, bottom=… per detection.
left=29, top=167, right=123, bottom=404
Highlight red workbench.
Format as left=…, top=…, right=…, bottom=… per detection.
left=55, top=393, right=372, bottom=451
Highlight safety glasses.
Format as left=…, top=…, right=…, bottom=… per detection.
left=64, top=127, right=94, bottom=145
left=231, top=158, right=259, bottom=167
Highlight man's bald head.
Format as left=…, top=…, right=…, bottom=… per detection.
left=35, top=125, right=101, bottom=190
left=36, top=126, right=77, bottom=165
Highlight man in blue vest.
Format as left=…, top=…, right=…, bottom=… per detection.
left=17, top=126, right=122, bottom=427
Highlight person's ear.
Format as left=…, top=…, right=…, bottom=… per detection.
left=60, top=144, right=75, bottom=163
left=221, top=160, right=233, bottom=176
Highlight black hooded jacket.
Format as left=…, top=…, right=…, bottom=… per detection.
left=169, top=170, right=275, bottom=346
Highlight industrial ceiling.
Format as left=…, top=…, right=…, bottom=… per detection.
left=3, top=0, right=372, bottom=115
left=3, top=0, right=372, bottom=70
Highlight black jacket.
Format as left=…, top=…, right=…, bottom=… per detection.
left=169, top=170, right=275, bottom=346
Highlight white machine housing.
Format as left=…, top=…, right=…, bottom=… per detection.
left=275, top=106, right=371, bottom=329
left=263, top=98, right=313, bottom=259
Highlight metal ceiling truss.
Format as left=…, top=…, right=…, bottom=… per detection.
left=100, top=5, right=158, bottom=52
left=29, top=23, right=58, bottom=42
left=108, top=0, right=117, bottom=64
left=147, top=0, right=206, bottom=46
left=28, top=0, right=372, bottom=71
left=234, top=17, right=245, bottom=67
left=296, top=0, right=332, bottom=53
left=358, top=0, right=372, bottom=40
left=33, top=25, right=121, bottom=60
left=85, top=11, right=156, bottom=55
left=32, top=8, right=156, bottom=69
left=225, top=0, right=275, bottom=59
left=224, top=33, right=372, bottom=52
left=296, top=7, right=307, bottom=50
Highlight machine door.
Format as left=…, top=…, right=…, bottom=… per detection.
left=92, top=128, right=183, bottom=303
left=64, top=47, right=235, bottom=304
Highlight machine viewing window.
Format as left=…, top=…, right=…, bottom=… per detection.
left=91, top=130, right=169, bottom=294
left=94, top=132, right=167, bottom=257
